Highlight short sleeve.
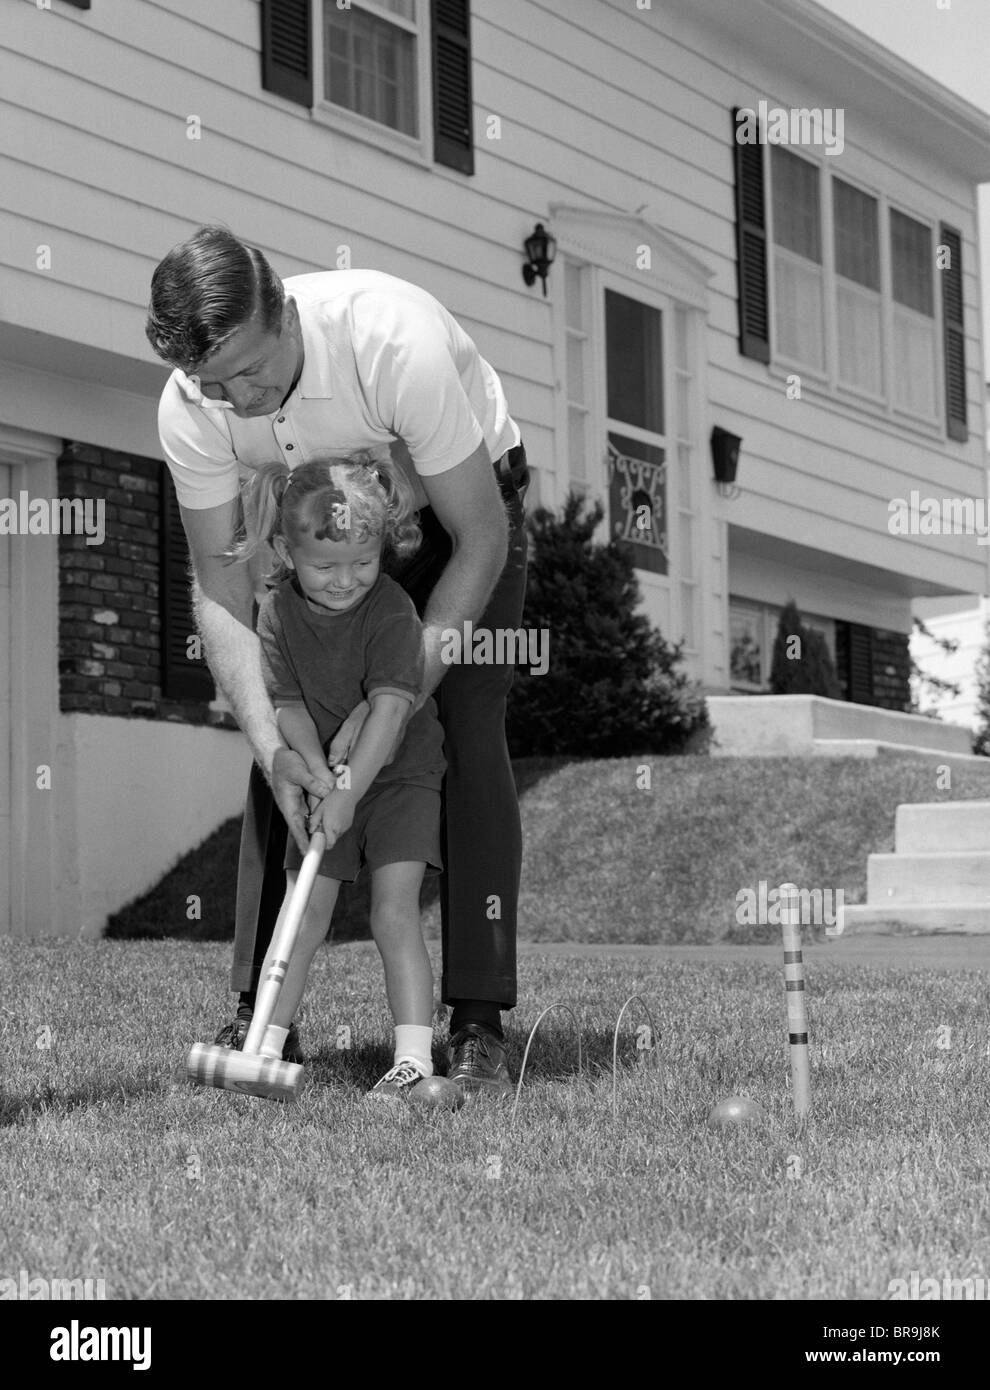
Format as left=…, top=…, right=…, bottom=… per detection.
left=157, top=371, right=242, bottom=510
left=257, top=595, right=305, bottom=706
left=352, top=293, right=484, bottom=474
left=363, top=587, right=424, bottom=704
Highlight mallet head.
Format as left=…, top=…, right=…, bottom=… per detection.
left=186, top=1042, right=305, bottom=1102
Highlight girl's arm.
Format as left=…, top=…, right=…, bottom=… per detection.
left=311, top=692, right=410, bottom=842
left=275, top=704, right=328, bottom=778
left=337, top=692, right=410, bottom=801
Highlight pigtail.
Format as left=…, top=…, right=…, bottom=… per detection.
left=223, top=460, right=292, bottom=565
left=364, top=450, right=421, bottom=559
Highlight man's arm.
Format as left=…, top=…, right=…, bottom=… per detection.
left=417, top=440, right=510, bottom=696
left=181, top=498, right=329, bottom=850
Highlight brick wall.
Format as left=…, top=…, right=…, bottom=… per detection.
left=57, top=441, right=234, bottom=727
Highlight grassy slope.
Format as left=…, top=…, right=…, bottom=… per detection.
left=2, top=939, right=990, bottom=1299
left=107, top=755, right=990, bottom=944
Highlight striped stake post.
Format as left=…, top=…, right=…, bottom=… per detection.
left=780, top=883, right=811, bottom=1119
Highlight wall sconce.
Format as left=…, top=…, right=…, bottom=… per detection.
left=711, top=426, right=742, bottom=485
left=522, top=223, right=557, bottom=297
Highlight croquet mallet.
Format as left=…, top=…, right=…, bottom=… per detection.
left=186, top=828, right=327, bottom=1102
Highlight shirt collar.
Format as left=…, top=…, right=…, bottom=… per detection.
left=289, top=295, right=336, bottom=402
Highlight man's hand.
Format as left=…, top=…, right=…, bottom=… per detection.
left=310, top=788, right=356, bottom=849
left=272, top=748, right=331, bottom=855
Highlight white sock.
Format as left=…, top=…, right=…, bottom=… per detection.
left=394, top=1024, right=433, bottom=1077
left=259, top=1025, right=289, bottom=1060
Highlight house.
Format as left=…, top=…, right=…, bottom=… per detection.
left=2, top=0, right=988, bottom=937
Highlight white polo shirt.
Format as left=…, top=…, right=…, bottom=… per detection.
left=157, top=269, right=520, bottom=510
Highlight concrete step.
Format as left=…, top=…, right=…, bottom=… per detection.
left=895, top=800, right=990, bottom=853
left=867, top=850, right=990, bottom=905
left=811, top=739, right=990, bottom=769
left=836, top=904, right=990, bottom=935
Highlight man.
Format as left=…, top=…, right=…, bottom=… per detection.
left=146, top=226, right=528, bottom=1093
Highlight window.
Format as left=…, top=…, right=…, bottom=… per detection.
left=732, top=109, right=964, bottom=438
left=771, top=148, right=824, bottom=372
left=833, top=178, right=882, bottom=397
left=605, top=290, right=667, bottom=576
left=260, top=0, right=474, bottom=172
left=729, top=598, right=836, bottom=691
left=324, top=0, right=418, bottom=137
left=890, top=209, right=937, bottom=421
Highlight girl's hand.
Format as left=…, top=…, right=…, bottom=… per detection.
left=309, top=788, right=356, bottom=848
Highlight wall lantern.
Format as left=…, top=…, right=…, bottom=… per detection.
left=522, top=223, right=557, bottom=296
left=711, top=426, right=742, bottom=485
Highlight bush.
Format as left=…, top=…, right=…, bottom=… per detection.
left=769, top=599, right=842, bottom=699
left=506, top=492, right=709, bottom=756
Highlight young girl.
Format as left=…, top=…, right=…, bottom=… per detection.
left=229, top=451, right=446, bottom=1098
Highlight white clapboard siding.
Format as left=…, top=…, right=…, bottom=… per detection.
left=0, top=0, right=985, bottom=590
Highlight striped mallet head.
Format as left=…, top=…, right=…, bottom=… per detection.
left=185, top=1042, right=305, bottom=1102
left=780, top=883, right=811, bottom=1118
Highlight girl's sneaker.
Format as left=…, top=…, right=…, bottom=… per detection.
left=367, top=1059, right=428, bottom=1101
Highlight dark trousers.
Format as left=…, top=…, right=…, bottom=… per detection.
left=231, top=447, right=529, bottom=1009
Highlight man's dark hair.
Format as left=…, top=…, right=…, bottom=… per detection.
left=145, top=226, right=285, bottom=371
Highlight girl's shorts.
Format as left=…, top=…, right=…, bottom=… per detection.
left=284, top=780, right=442, bottom=883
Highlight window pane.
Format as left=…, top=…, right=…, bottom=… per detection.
left=677, top=443, right=693, bottom=509
left=673, top=306, right=688, bottom=370
left=890, top=210, right=933, bottom=315
left=680, top=583, right=696, bottom=648
left=771, top=148, right=821, bottom=263
left=833, top=179, right=879, bottom=289
left=566, top=334, right=585, bottom=405
left=774, top=254, right=825, bottom=369
left=836, top=282, right=882, bottom=395
left=607, top=433, right=667, bottom=576
left=893, top=309, right=937, bottom=417
left=568, top=407, right=587, bottom=480
left=729, top=602, right=764, bottom=685
left=564, top=261, right=585, bottom=330
left=325, top=7, right=417, bottom=136
left=605, top=290, right=663, bottom=434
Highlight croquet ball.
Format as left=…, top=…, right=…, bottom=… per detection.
left=707, top=1096, right=764, bottom=1128
left=408, top=1076, right=465, bottom=1112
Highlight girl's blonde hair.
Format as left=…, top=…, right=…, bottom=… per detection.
left=226, top=449, right=421, bottom=583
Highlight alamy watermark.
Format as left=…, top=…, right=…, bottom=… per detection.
left=0, top=492, right=105, bottom=546
left=888, top=1270, right=990, bottom=1300
left=440, top=621, right=549, bottom=676
left=735, top=101, right=844, bottom=156
left=735, top=880, right=843, bottom=932
left=0, top=1267, right=107, bottom=1300
left=888, top=491, right=990, bottom=546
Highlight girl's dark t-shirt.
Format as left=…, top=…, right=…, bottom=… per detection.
left=257, top=573, right=446, bottom=790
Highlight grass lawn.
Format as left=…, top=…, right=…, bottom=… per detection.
left=106, top=754, right=990, bottom=945
left=3, top=936, right=990, bottom=1300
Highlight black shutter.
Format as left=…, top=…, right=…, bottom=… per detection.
left=160, top=468, right=215, bottom=703
left=732, top=107, right=770, bottom=363
left=940, top=223, right=967, bottom=443
left=261, top=0, right=313, bottom=108
left=432, top=0, right=474, bottom=174
left=847, top=624, right=874, bottom=706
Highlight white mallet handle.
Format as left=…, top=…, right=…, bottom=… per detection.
left=244, top=830, right=327, bottom=1056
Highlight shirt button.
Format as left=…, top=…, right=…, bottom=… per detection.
left=285, top=444, right=294, bottom=451
left=277, top=417, right=285, bottom=424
